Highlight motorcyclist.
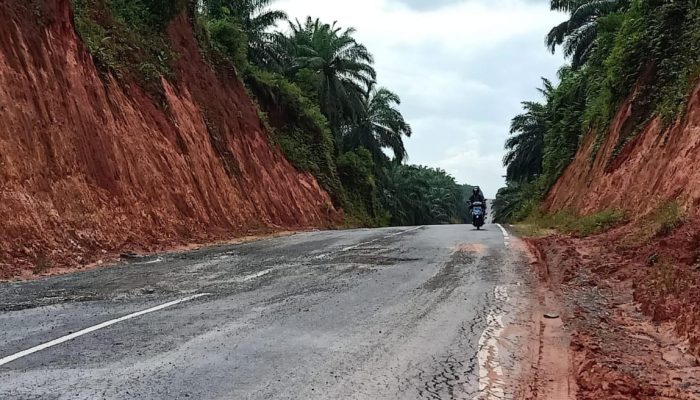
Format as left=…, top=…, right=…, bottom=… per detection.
left=469, top=186, right=485, bottom=205
left=469, top=186, right=487, bottom=214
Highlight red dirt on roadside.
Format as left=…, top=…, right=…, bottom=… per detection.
left=526, top=219, right=700, bottom=399
left=0, top=1, right=340, bottom=280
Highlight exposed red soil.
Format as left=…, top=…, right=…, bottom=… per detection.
left=0, top=1, right=340, bottom=280
left=518, top=285, right=578, bottom=400
left=526, top=221, right=700, bottom=400
left=545, top=81, right=700, bottom=218
left=538, top=47, right=700, bottom=399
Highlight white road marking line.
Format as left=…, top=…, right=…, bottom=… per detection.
left=496, top=223, right=510, bottom=247
left=0, top=293, right=210, bottom=368
left=341, top=226, right=422, bottom=252
left=241, top=268, right=273, bottom=282
left=383, top=226, right=422, bottom=238
left=495, top=223, right=509, bottom=239
left=476, top=285, right=509, bottom=399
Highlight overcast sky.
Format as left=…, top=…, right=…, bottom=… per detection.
left=275, top=0, right=565, bottom=197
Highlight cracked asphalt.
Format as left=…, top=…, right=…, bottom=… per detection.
left=0, top=223, right=535, bottom=399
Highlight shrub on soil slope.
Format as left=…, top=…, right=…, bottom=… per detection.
left=71, top=0, right=186, bottom=98
left=516, top=208, right=625, bottom=237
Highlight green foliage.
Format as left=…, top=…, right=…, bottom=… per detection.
left=523, top=208, right=626, bottom=237
left=492, top=180, right=544, bottom=223
left=500, top=0, right=700, bottom=222
left=546, top=0, right=629, bottom=68
left=344, top=86, right=413, bottom=165
left=71, top=0, right=185, bottom=96
left=244, top=68, right=344, bottom=204
left=337, top=148, right=389, bottom=227
left=541, top=67, right=588, bottom=183
left=649, top=201, right=686, bottom=237
left=198, top=0, right=287, bottom=70
left=504, top=83, right=549, bottom=182
left=275, top=17, right=377, bottom=133
left=337, top=148, right=375, bottom=190
left=206, top=18, right=249, bottom=69
left=382, top=165, right=469, bottom=226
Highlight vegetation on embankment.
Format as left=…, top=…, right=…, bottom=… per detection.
left=513, top=208, right=625, bottom=237
left=494, top=0, right=700, bottom=223
left=70, top=0, right=470, bottom=227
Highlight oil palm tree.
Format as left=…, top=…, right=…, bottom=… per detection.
left=201, top=0, right=287, bottom=68
left=492, top=182, right=528, bottom=223
left=345, top=86, right=412, bottom=164
left=278, top=17, right=377, bottom=131
left=503, top=79, right=552, bottom=182
left=382, top=164, right=430, bottom=226
left=546, top=0, right=630, bottom=68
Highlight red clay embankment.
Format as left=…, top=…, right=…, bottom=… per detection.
left=544, top=81, right=700, bottom=217
left=0, top=0, right=339, bottom=279
left=534, top=80, right=700, bottom=398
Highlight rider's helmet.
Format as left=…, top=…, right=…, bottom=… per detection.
left=473, top=186, right=480, bottom=194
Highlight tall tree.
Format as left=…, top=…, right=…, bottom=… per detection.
left=503, top=79, right=552, bottom=182
left=345, top=86, right=412, bottom=164
left=278, top=17, right=377, bottom=132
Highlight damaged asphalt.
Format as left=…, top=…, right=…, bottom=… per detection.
left=0, top=223, right=535, bottom=399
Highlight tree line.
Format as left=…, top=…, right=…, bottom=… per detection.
left=494, top=0, right=700, bottom=222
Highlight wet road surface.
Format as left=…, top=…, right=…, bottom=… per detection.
left=0, top=223, right=535, bottom=399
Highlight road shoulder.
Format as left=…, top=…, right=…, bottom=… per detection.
left=526, top=232, right=700, bottom=400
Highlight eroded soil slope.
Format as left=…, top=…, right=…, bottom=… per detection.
left=0, top=1, right=338, bottom=279
left=545, top=82, right=700, bottom=217
left=533, top=78, right=700, bottom=398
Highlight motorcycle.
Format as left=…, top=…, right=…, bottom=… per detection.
left=471, top=201, right=485, bottom=230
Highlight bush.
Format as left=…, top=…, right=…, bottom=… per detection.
left=71, top=0, right=186, bottom=98
left=493, top=179, right=546, bottom=223
left=651, top=201, right=686, bottom=237
left=244, top=68, right=345, bottom=206
left=519, top=208, right=626, bottom=237
left=206, top=18, right=249, bottom=70
left=337, top=148, right=388, bottom=227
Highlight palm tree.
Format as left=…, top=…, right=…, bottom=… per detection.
left=383, top=164, right=430, bottom=226
left=492, top=182, right=528, bottom=223
left=382, top=165, right=463, bottom=226
left=345, top=86, right=412, bottom=163
left=201, top=0, right=287, bottom=68
left=546, top=0, right=629, bottom=68
left=503, top=79, right=552, bottom=182
left=278, top=17, right=377, bottom=131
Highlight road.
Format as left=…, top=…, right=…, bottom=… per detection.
left=0, top=223, right=537, bottom=399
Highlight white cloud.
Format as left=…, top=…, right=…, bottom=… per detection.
left=275, top=0, right=565, bottom=198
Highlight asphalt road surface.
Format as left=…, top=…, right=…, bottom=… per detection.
left=0, top=222, right=536, bottom=399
